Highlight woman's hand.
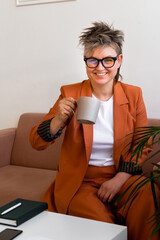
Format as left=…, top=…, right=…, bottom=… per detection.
left=50, top=97, right=77, bottom=135
left=97, top=172, right=132, bottom=203
left=57, top=97, right=77, bottom=124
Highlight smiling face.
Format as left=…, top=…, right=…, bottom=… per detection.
left=85, top=45, right=123, bottom=88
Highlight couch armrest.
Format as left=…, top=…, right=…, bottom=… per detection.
left=0, top=128, right=16, bottom=167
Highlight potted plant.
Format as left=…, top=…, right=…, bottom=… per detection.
left=118, top=126, right=160, bottom=239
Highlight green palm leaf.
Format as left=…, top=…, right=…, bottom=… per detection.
left=147, top=209, right=160, bottom=239
left=124, top=126, right=160, bottom=164
left=119, top=126, right=160, bottom=238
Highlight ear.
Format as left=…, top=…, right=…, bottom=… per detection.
left=117, top=54, right=123, bottom=68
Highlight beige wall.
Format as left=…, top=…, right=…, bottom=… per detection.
left=0, top=0, right=160, bottom=129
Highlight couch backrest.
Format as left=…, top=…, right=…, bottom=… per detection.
left=11, top=113, right=64, bottom=170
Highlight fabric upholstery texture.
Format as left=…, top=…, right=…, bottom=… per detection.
left=0, top=128, right=16, bottom=167
left=0, top=165, right=56, bottom=206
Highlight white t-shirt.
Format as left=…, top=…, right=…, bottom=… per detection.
left=89, top=95, right=114, bottom=166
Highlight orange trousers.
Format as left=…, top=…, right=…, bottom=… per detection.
left=67, top=165, right=160, bottom=240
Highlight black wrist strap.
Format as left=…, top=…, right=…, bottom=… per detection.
left=118, top=160, right=142, bottom=175
left=37, top=118, right=63, bottom=142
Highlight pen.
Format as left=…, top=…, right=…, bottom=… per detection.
left=1, top=202, right=22, bottom=215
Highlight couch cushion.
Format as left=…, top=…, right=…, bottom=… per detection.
left=0, top=165, right=56, bottom=206
left=11, top=113, right=64, bottom=170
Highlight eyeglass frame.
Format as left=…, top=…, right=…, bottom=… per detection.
left=84, top=56, right=118, bottom=69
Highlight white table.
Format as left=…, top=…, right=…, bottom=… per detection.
left=0, top=211, right=127, bottom=240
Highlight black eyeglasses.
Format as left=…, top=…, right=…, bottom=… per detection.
left=84, top=56, right=118, bottom=68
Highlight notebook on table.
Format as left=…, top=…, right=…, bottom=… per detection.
left=0, top=198, right=48, bottom=227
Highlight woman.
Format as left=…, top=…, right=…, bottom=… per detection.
left=30, top=22, right=159, bottom=240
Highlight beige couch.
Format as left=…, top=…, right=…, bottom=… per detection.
left=0, top=113, right=159, bottom=207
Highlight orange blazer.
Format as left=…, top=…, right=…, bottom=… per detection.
left=30, top=79, right=149, bottom=214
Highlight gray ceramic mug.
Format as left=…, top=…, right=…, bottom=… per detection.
left=75, top=96, right=100, bottom=124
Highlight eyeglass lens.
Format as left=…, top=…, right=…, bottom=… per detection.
left=86, top=57, right=116, bottom=68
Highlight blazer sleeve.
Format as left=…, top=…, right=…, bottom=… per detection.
left=29, top=94, right=63, bottom=150
left=29, top=81, right=83, bottom=150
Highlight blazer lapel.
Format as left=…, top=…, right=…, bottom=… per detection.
left=113, top=82, right=129, bottom=169
left=80, top=80, right=93, bottom=163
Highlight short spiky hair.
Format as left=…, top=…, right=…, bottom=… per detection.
left=79, top=21, right=124, bottom=82
left=79, top=21, right=124, bottom=56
